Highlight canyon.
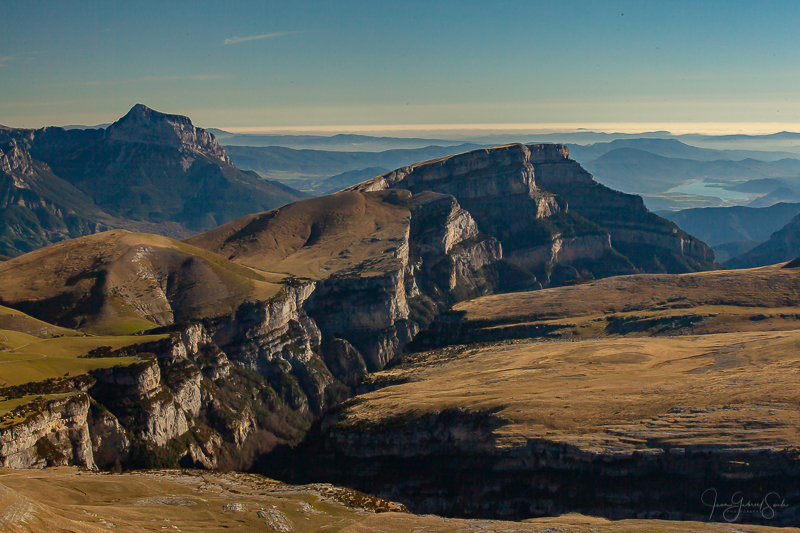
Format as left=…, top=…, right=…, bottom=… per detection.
left=8, top=109, right=795, bottom=528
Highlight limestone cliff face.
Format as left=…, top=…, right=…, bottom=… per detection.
left=506, top=234, right=612, bottom=269
left=105, top=104, right=230, bottom=164
left=205, top=283, right=335, bottom=414
left=527, top=149, right=715, bottom=265
left=350, top=143, right=716, bottom=277
left=0, top=394, right=94, bottom=469
left=409, top=192, right=479, bottom=256
left=302, top=192, right=503, bottom=370
left=0, top=140, right=33, bottom=176
left=0, top=185, right=509, bottom=472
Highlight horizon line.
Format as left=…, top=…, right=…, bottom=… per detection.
left=217, top=122, right=800, bottom=137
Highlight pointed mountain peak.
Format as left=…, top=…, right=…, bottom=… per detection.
left=106, top=104, right=229, bottom=164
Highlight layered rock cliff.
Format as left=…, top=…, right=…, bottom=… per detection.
left=0, top=186, right=508, bottom=470
left=0, top=394, right=95, bottom=469
left=105, top=103, right=230, bottom=164
left=260, top=325, right=800, bottom=527
left=0, top=140, right=722, bottom=480
left=350, top=143, right=716, bottom=281
left=266, top=407, right=800, bottom=526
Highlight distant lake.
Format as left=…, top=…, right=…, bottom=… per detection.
left=669, top=180, right=750, bottom=200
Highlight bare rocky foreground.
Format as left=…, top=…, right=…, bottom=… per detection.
left=0, top=467, right=795, bottom=533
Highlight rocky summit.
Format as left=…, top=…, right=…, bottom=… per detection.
left=105, top=103, right=230, bottom=163
left=0, top=105, right=308, bottom=257
left=350, top=143, right=716, bottom=284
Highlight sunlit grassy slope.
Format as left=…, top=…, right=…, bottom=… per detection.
left=447, top=262, right=800, bottom=339
left=185, top=189, right=412, bottom=280
left=0, top=329, right=167, bottom=386
left=355, top=329, right=800, bottom=452
left=0, top=229, right=282, bottom=333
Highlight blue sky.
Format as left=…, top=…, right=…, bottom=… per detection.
left=2, top=0, right=800, bottom=132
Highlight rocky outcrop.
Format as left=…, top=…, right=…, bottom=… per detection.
left=350, top=143, right=716, bottom=278
left=0, top=140, right=33, bottom=176
left=505, top=234, right=611, bottom=269
left=0, top=104, right=307, bottom=244
left=88, top=405, right=131, bottom=468
left=0, top=140, right=111, bottom=257
left=105, top=104, right=230, bottom=164
left=0, top=394, right=94, bottom=469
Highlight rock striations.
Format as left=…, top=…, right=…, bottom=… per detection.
left=0, top=140, right=720, bottom=487
left=105, top=103, right=230, bottom=164
left=350, top=143, right=716, bottom=283
left=0, top=187, right=505, bottom=470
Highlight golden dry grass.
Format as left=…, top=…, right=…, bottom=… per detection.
left=0, top=230, right=282, bottom=333
left=0, top=468, right=793, bottom=533
left=353, top=329, right=800, bottom=452
left=455, top=263, right=800, bottom=322
left=185, top=190, right=412, bottom=280
left=0, top=306, right=78, bottom=339
left=447, top=263, right=800, bottom=341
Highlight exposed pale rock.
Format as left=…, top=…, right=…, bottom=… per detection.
left=0, top=394, right=95, bottom=469
left=0, top=140, right=33, bottom=176
left=506, top=234, right=612, bottom=269
left=89, top=407, right=130, bottom=468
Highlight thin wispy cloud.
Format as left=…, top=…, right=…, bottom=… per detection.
left=223, top=32, right=292, bottom=45
left=78, top=74, right=227, bottom=86
left=0, top=56, right=16, bottom=67
left=138, top=74, right=227, bottom=82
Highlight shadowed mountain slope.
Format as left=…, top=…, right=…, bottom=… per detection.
left=726, top=214, right=800, bottom=268
left=0, top=139, right=118, bottom=257
left=665, top=202, right=800, bottom=246
left=0, top=105, right=308, bottom=257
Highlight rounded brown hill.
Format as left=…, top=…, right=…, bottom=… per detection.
left=0, top=229, right=278, bottom=334
left=185, top=189, right=413, bottom=280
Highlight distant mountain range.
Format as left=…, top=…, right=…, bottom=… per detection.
left=726, top=214, right=800, bottom=269
left=665, top=202, right=800, bottom=267
left=0, top=105, right=308, bottom=257
left=665, top=203, right=800, bottom=246
left=225, top=144, right=484, bottom=193
left=217, top=134, right=800, bottom=207
left=208, top=129, right=465, bottom=152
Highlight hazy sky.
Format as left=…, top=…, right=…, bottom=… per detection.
left=3, top=0, right=800, bottom=133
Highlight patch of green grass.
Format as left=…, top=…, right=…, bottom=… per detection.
left=0, top=331, right=167, bottom=386
left=84, top=316, right=159, bottom=336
